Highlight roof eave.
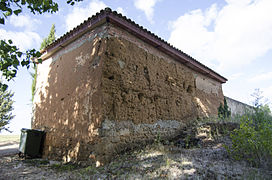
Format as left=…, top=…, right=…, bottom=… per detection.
left=107, top=14, right=227, bottom=83
left=41, top=13, right=108, bottom=60
left=40, top=9, right=227, bottom=84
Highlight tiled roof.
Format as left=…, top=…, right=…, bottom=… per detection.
left=42, top=8, right=227, bottom=83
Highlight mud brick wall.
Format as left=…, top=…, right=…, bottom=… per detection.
left=33, top=25, right=108, bottom=162
left=33, top=23, right=224, bottom=164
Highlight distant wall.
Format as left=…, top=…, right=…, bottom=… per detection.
left=225, top=96, right=254, bottom=117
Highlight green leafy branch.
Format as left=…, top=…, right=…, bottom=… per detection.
left=0, top=0, right=59, bottom=25
left=0, top=0, right=83, bottom=90
left=0, top=0, right=84, bottom=25
left=0, top=39, right=41, bottom=90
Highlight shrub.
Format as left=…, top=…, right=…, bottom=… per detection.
left=227, top=105, right=272, bottom=169
left=218, top=97, right=231, bottom=119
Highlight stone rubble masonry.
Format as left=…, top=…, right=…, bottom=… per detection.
left=32, top=23, right=224, bottom=165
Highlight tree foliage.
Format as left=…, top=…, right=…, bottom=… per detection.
left=0, top=39, right=42, bottom=90
left=0, top=0, right=58, bottom=25
left=0, top=0, right=83, bottom=25
left=251, top=88, right=270, bottom=109
left=0, top=0, right=83, bottom=89
left=0, top=86, right=14, bottom=132
left=31, top=65, right=37, bottom=102
left=40, top=24, right=56, bottom=50
left=218, top=97, right=231, bottom=119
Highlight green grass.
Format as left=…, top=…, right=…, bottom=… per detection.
left=50, top=163, right=80, bottom=172
left=0, top=135, right=20, bottom=143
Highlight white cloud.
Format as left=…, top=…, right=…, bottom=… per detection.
left=249, top=72, right=272, bottom=82
left=0, top=29, right=41, bottom=51
left=1, top=14, right=42, bottom=51
left=168, top=0, right=272, bottom=72
left=116, top=7, right=126, bottom=15
left=9, top=15, right=41, bottom=31
left=65, top=0, right=107, bottom=31
left=229, top=72, right=243, bottom=80
left=168, top=4, right=218, bottom=68
left=134, top=0, right=160, bottom=23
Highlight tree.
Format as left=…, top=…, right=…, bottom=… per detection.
left=251, top=88, right=270, bottom=109
left=0, top=86, right=14, bottom=132
left=250, top=89, right=271, bottom=127
left=0, top=0, right=82, bottom=90
left=40, top=24, right=56, bottom=50
left=32, top=24, right=56, bottom=101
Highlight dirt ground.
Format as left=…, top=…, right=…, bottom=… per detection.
left=0, top=134, right=271, bottom=180
left=0, top=135, right=20, bottom=157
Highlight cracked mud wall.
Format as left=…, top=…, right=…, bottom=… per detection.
left=102, top=37, right=198, bottom=123
left=103, top=24, right=224, bottom=123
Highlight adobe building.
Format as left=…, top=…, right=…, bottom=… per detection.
left=32, top=8, right=227, bottom=164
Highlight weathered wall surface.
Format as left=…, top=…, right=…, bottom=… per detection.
left=103, top=24, right=224, bottom=123
left=225, top=96, right=254, bottom=117
left=33, top=25, right=108, bottom=162
left=95, top=24, right=224, bottom=162
left=194, top=74, right=224, bottom=118
left=33, top=23, right=224, bottom=164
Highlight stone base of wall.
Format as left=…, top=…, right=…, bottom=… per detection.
left=41, top=119, right=188, bottom=165
left=95, top=119, right=185, bottom=163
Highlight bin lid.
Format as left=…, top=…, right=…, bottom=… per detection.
left=21, top=128, right=44, bottom=133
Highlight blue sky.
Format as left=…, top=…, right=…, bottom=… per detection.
left=1, top=0, right=272, bottom=134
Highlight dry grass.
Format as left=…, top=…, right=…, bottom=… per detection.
left=0, top=135, right=20, bottom=143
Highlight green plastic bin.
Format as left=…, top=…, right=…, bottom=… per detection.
left=19, top=128, right=45, bottom=157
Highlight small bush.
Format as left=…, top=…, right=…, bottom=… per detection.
left=218, top=97, right=231, bottom=119
left=227, top=105, right=272, bottom=169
